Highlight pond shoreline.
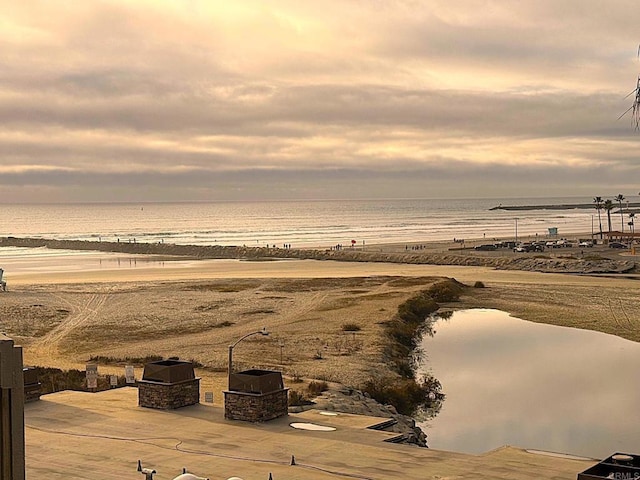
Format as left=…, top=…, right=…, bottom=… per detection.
left=417, top=308, right=640, bottom=458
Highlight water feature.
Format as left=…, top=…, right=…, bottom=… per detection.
left=417, top=309, right=640, bottom=459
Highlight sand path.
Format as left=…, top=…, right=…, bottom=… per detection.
left=27, top=287, right=114, bottom=369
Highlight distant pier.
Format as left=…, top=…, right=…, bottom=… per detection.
left=490, top=202, right=640, bottom=211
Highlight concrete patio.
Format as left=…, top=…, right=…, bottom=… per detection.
left=24, top=387, right=594, bottom=479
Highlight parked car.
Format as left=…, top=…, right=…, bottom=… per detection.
left=513, top=243, right=543, bottom=253
left=532, top=243, right=545, bottom=252
left=578, top=241, right=593, bottom=247
left=609, top=242, right=628, bottom=249
left=475, top=244, right=497, bottom=251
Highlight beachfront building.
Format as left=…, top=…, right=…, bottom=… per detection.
left=604, top=231, right=640, bottom=243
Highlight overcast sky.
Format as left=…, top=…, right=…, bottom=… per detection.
left=1, top=1, right=639, bottom=203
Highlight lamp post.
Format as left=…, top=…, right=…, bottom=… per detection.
left=515, top=218, right=518, bottom=244
left=228, top=327, right=269, bottom=382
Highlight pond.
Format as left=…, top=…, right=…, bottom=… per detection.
left=416, top=309, right=640, bottom=459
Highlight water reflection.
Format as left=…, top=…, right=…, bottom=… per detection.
left=0, top=249, right=174, bottom=274
left=417, top=309, right=640, bottom=458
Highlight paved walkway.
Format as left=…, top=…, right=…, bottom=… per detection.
left=24, top=388, right=594, bottom=479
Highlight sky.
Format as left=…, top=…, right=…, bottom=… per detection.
left=1, top=0, right=639, bottom=203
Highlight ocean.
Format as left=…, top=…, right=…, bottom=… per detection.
left=0, top=196, right=623, bottom=249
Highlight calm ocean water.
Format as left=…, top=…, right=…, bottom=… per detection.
left=0, top=197, right=622, bottom=249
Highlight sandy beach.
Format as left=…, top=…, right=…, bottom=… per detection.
left=1, top=240, right=639, bottom=408
left=0, top=238, right=640, bottom=478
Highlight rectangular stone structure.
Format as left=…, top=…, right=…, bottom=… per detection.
left=225, top=369, right=288, bottom=422
left=224, top=388, right=289, bottom=422
left=138, top=378, right=200, bottom=409
left=138, top=359, right=200, bottom=409
left=0, top=335, right=25, bottom=480
left=228, top=369, right=284, bottom=394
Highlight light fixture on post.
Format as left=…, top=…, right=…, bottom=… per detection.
left=228, top=327, right=269, bottom=383
left=224, top=327, right=288, bottom=422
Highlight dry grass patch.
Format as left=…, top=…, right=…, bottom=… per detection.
left=241, top=309, right=276, bottom=315
left=183, top=280, right=261, bottom=292
left=15, top=275, right=443, bottom=391
left=317, top=297, right=360, bottom=311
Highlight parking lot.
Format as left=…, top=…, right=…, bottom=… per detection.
left=467, top=237, right=635, bottom=261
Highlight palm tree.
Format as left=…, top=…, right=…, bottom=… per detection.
left=629, top=212, right=636, bottom=240
left=593, top=196, right=604, bottom=239
left=615, top=194, right=626, bottom=232
left=603, top=199, right=614, bottom=234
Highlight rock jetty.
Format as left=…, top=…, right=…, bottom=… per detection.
left=0, top=237, right=635, bottom=275
left=490, top=202, right=640, bottom=211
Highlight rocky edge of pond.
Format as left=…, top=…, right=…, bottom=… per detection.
left=1, top=237, right=635, bottom=275
left=289, top=386, right=429, bottom=447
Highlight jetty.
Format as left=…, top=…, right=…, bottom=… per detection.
left=490, top=202, right=640, bottom=211
left=0, top=236, right=636, bottom=275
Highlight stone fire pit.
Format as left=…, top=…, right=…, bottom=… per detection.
left=224, top=369, right=288, bottom=422
left=138, top=359, right=200, bottom=409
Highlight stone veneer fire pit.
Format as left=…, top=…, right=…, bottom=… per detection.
left=138, top=359, right=200, bottom=409
left=224, top=369, right=289, bottom=422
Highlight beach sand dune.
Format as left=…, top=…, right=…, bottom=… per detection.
left=2, top=243, right=640, bottom=404
left=1, top=258, right=638, bottom=393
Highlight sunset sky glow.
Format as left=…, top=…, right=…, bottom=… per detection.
left=1, top=1, right=639, bottom=202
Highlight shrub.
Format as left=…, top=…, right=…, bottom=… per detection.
left=342, top=323, right=361, bottom=332
left=289, top=371, right=304, bottom=383
left=86, top=355, right=203, bottom=368
left=361, top=375, right=443, bottom=416
left=392, top=358, right=415, bottom=379
left=288, top=390, right=313, bottom=406
left=473, top=281, right=485, bottom=288
left=31, top=366, right=127, bottom=395
left=87, top=355, right=163, bottom=366
left=386, top=318, right=420, bottom=347
left=426, top=279, right=463, bottom=302
left=382, top=279, right=463, bottom=381
left=215, top=320, right=235, bottom=328
left=397, top=295, right=438, bottom=325
left=307, top=380, right=329, bottom=396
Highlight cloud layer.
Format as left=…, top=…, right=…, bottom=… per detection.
left=1, top=1, right=639, bottom=202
